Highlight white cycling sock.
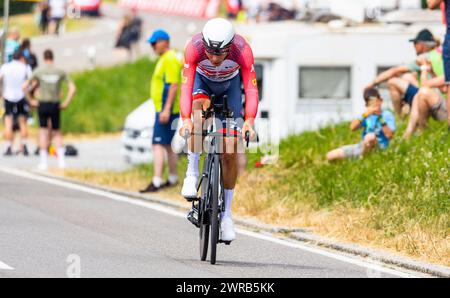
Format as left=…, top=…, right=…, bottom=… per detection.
left=222, top=189, right=234, bottom=220
left=57, top=148, right=66, bottom=168
left=152, top=176, right=163, bottom=188
left=168, top=174, right=178, bottom=185
left=186, top=151, right=200, bottom=178
left=39, top=150, right=48, bottom=167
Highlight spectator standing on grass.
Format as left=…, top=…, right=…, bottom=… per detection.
left=39, top=1, right=50, bottom=34
left=19, top=39, right=40, bottom=155
left=0, top=51, right=33, bottom=156
left=140, top=30, right=181, bottom=193
left=23, top=49, right=76, bottom=170
left=49, top=0, right=67, bottom=35
left=20, top=39, right=39, bottom=70
left=129, top=8, right=143, bottom=60
left=115, top=15, right=134, bottom=60
left=327, top=88, right=396, bottom=162
left=4, top=28, right=21, bottom=63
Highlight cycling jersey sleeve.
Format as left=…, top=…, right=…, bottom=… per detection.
left=180, top=41, right=199, bottom=120
left=238, top=43, right=259, bottom=123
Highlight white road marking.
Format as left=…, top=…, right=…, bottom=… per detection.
left=0, top=260, right=14, bottom=271
left=0, top=166, right=421, bottom=278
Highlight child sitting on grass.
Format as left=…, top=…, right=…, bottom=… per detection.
left=327, top=88, right=396, bottom=161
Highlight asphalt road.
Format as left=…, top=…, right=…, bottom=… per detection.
left=0, top=136, right=129, bottom=172
left=0, top=167, right=420, bottom=278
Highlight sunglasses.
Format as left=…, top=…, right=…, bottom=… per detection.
left=205, top=47, right=230, bottom=56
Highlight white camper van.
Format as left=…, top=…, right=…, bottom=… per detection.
left=238, top=20, right=445, bottom=144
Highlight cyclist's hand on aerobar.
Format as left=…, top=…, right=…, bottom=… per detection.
left=180, top=118, right=194, bottom=138
left=242, top=120, right=256, bottom=142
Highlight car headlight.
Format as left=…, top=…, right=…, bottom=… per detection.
left=139, top=128, right=153, bottom=139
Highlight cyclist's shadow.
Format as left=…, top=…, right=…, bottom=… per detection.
left=217, top=260, right=323, bottom=271
left=184, top=259, right=323, bottom=271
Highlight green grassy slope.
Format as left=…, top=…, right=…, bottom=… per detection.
left=62, top=58, right=155, bottom=133
left=244, top=120, right=449, bottom=261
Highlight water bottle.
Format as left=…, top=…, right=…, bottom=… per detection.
left=365, top=114, right=379, bottom=134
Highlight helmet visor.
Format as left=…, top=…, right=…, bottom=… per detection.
left=203, top=37, right=232, bottom=55
left=204, top=44, right=231, bottom=56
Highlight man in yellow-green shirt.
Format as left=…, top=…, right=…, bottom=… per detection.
left=141, top=30, right=181, bottom=193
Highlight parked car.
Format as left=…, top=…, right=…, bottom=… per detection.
left=121, top=100, right=155, bottom=165
left=122, top=99, right=186, bottom=164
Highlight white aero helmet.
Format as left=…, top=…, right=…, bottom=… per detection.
left=202, top=18, right=235, bottom=54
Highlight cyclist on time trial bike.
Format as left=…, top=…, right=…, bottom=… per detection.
left=179, top=18, right=259, bottom=242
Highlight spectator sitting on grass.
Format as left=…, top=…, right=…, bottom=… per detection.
left=403, top=57, right=448, bottom=139
left=366, top=29, right=439, bottom=119
left=326, top=88, right=396, bottom=162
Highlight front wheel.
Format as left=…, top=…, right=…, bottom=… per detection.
left=199, top=197, right=210, bottom=261
left=199, top=155, right=211, bottom=261
left=209, top=154, right=221, bottom=265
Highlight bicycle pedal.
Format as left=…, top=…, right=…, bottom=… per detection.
left=187, top=210, right=200, bottom=228
left=219, top=240, right=232, bottom=246
left=185, top=197, right=200, bottom=203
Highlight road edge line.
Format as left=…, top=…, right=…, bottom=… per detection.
left=0, top=260, right=14, bottom=271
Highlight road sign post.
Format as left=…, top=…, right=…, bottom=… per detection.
left=1, top=0, right=10, bottom=63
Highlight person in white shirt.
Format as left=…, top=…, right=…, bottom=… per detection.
left=0, top=51, right=33, bottom=156
left=49, top=0, right=67, bottom=35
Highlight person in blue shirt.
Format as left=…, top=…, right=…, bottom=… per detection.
left=327, top=88, right=396, bottom=161
left=4, top=28, right=21, bottom=63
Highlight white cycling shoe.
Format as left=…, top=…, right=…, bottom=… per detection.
left=181, top=176, right=198, bottom=199
left=220, top=217, right=236, bottom=242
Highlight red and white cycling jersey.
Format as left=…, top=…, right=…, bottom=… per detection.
left=196, top=58, right=240, bottom=82
left=180, top=33, right=259, bottom=122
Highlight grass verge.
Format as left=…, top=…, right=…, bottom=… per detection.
left=62, top=58, right=155, bottom=133
left=0, top=14, right=96, bottom=38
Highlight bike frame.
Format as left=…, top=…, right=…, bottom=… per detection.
left=189, top=94, right=249, bottom=265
